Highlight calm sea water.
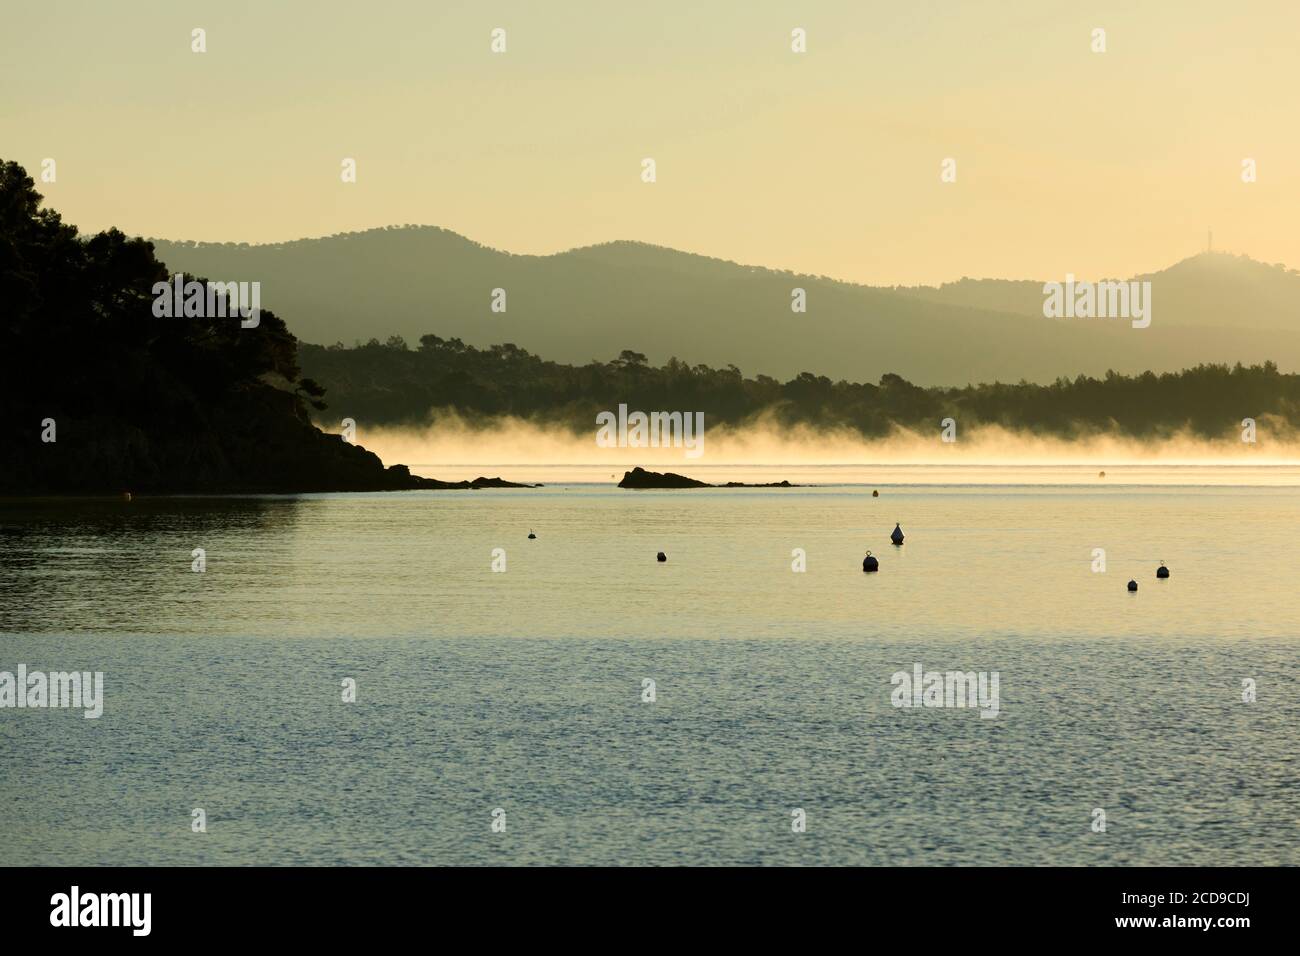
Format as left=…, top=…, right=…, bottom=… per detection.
left=2, top=472, right=1298, bottom=865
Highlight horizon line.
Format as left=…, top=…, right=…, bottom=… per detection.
left=137, top=225, right=1297, bottom=290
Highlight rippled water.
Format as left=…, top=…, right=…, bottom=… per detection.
left=2, top=476, right=1298, bottom=865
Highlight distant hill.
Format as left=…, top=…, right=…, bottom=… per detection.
left=895, top=251, right=1300, bottom=330
left=150, top=229, right=1300, bottom=386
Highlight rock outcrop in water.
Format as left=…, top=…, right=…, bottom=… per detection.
left=456, top=476, right=534, bottom=489
left=0, top=160, right=529, bottom=495
left=617, top=467, right=794, bottom=489
left=618, top=468, right=711, bottom=488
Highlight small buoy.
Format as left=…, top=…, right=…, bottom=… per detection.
left=872, top=489, right=879, bottom=498
left=1127, top=580, right=1138, bottom=592
left=890, top=523, right=904, bottom=545
left=862, top=551, right=879, bottom=573
left=656, top=552, right=667, bottom=562
left=527, top=531, right=536, bottom=539
left=1156, top=561, right=1169, bottom=579
left=1099, top=471, right=1106, bottom=478
left=121, top=491, right=132, bottom=502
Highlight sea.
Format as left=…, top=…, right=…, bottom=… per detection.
left=2, top=464, right=1297, bottom=865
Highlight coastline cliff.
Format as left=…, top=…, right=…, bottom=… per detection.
left=0, top=159, right=519, bottom=495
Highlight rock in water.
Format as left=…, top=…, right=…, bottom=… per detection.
left=619, top=467, right=711, bottom=489
left=862, top=551, right=879, bottom=573
left=891, top=523, right=905, bottom=545
left=618, top=467, right=796, bottom=489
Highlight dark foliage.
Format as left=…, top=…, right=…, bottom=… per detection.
left=0, top=160, right=431, bottom=493
left=300, top=334, right=1296, bottom=440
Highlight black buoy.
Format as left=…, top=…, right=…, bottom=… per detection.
left=657, top=552, right=667, bottom=562
left=1156, top=561, right=1169, bottom=579
left=1127, top=579, right=1138, bottom=592
left=872, top=489, right=879, bottom=498
left=528, top=531, right=536, bottom=539
left=862, top=551, right=879, bottom=573
left=890, top=523, right=904, bottom=546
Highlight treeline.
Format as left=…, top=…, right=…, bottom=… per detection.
left=298, top=335, right=1299, bottom=439
left=0, top=159, right=421, bottom=493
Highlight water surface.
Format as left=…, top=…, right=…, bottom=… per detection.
left=2, top=477, right=1297, bottom=865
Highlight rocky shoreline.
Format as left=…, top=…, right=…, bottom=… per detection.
left=4, top=381, right=533, bottom=496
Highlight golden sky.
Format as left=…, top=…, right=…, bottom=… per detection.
left=4, top=0, right=1297, bottom=284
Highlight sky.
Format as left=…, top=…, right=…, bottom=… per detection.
left=3, top=0, right=1298, bottom=285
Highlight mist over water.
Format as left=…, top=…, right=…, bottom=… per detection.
left=343, top=413, right=1300, bottom=485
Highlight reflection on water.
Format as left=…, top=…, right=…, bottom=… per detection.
left=3, top=479, right=1300, bottom=640
left=1, top=478, right=1298, bottom=865
left=0, top=497, right=302, bottom=633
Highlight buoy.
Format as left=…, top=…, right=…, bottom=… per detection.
left=1156, top=561, right=1169, bottom=579
left=872, top=489, right=879, bottom=497
left=1127, top=580, right=1138, bottom=592
left=122, top=491, right=132, bottom=502
left=862, top=551, right=879, bottom=573
left=528, top=531, right=536, bottom=539
left=890, top=523, right=904, bottom=545
left=1099, top=471, right=1105, bottom=478
left=656, top=552, right=667, bottom=562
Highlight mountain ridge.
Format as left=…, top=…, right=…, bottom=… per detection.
left=149, top=228, right=1300, bottom=386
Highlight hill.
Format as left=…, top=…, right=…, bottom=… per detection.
left=150, top=229, right=1300, bottom=385
left=0, top=161, right=470, bottom=495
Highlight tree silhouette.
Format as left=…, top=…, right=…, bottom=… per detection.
left=298, top=332, right=1299, bottom=441
left=0, top=158, right=438, bottom=494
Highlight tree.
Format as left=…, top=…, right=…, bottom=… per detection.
left=612, top=349, right=648, bottom=369
left=296, top=377, right=328, bottom=411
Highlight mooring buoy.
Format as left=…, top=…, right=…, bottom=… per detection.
left=890, top=523, right=905, bottom=545
left=862, top=551, right=879, bottom=573
left=1127, top=580, right=1138, bottom=592
left=657, top=552, right=667, bottom=562
left=1156, top=561, right=1169, bottom=579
